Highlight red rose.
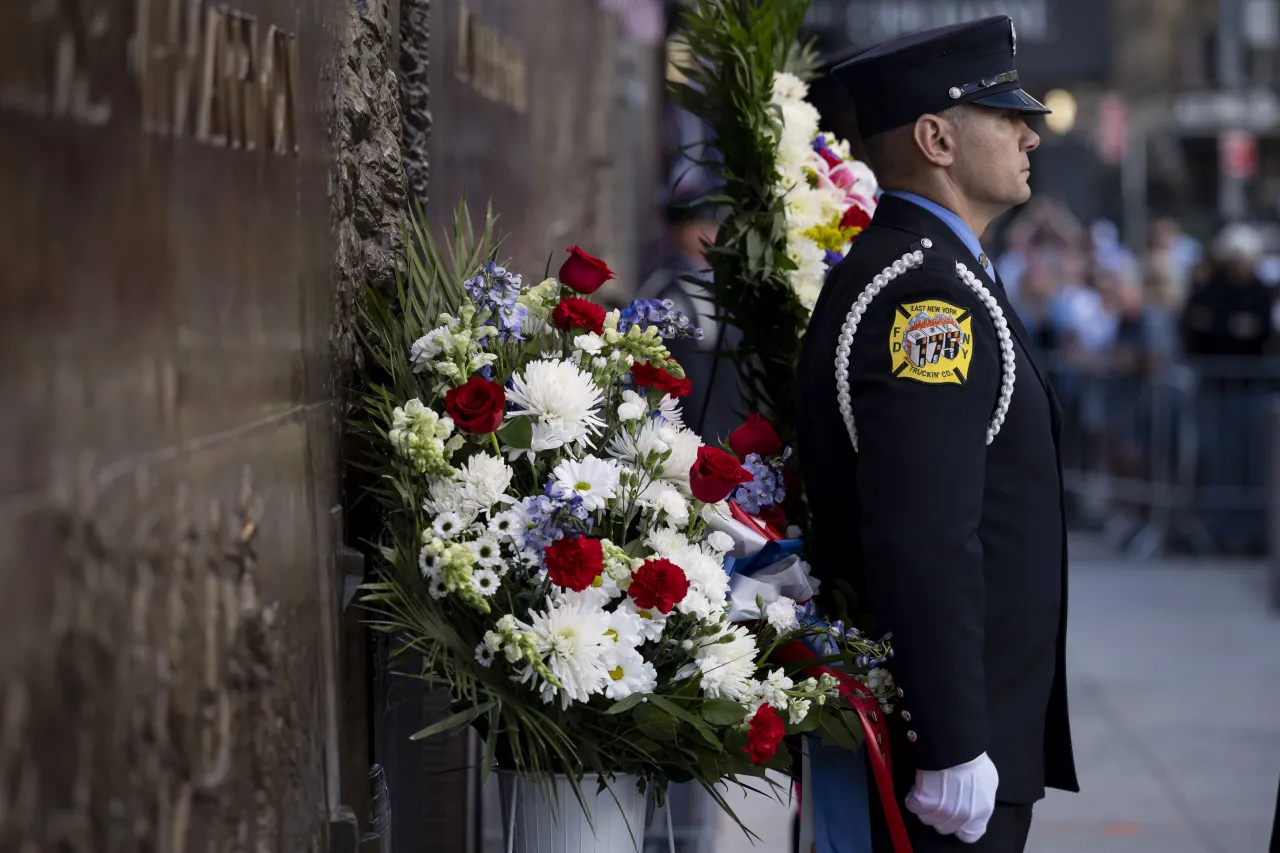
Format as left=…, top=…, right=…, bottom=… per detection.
left=544, top=537, right=604, bottom=592
left=558, top=246, right=616, bottom=294
left=444, top=376, right=507, bottom=434
left=689, top=447, right=753, bottom=504
left=552, top=297, right=606, bottom=334
left=840, top=204, right=872, bottom=233
left=729, top=413, right=783, bottom=460
left=742, top=705, right=786, bottom=766
left=630, top=361, right=693, bottom=398
left=628, top=558, right=690, bottom=614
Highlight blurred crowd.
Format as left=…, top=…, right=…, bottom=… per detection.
left=996, top=200, right=1280, bottom=555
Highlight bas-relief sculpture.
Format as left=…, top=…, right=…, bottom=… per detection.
left=0, top=0, right=405, bottom=849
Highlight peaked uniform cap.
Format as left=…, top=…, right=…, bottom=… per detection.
left=832, top=16, right=1049, bottom=138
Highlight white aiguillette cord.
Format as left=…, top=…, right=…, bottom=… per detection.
left=834, top=244, right=1016, bottom=451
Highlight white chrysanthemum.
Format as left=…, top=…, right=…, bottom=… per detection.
left=660, top=428, right=703, bottom=490
left=471, top=567, right=501, bottom=598
left=607, top=419, right=675, bottom=465
left=432, top=512, right=465, bottom=540
left=468, top=537, right=502, bottom=569
left=603, top=647, right=658, bottom=701
left=552, top=456, right=621, bottom=511
left=521, top=596, right=614, bottom=709
left=427, top=576, right=448, bottom=600
left=685, top=625, right=760, bottom=702
left=617, top=389, right=647, bottom=421
left=475, top=643, right=496, bottom=667
left=410, top=327, right=452, bottom=372
left=644, top=525, right=691, bottom=557
left=765, top=596, right=799, bottom=633
left=772, top=71, right=810, bottom=104
left=618, top=598, right=668, bottom=642
left=506, top=360, right=606, bottom=455
left=455, top=453, right=515, bottom=514
left=755, top=668, right=794, bottom=710
left=637, top=480, right=690, bottom=526
left=418, top=542, right=441, bottom=578
left=654, top=394, right=685, bottom=429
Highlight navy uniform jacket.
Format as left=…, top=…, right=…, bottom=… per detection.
left=796, top=194, right=1078, bottom=804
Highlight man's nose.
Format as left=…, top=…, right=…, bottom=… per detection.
left=1023, top=127, right=1041, bottom=152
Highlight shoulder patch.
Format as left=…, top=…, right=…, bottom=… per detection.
left=889, top=298, right=973, bottom=385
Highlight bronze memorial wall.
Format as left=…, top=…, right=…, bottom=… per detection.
left=0, top=0, right=659, bottom=848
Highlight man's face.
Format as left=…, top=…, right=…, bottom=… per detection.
left=950, top=107, right=1040, bottom=213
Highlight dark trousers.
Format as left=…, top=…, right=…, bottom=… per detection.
left=869, top=799, right=1034, bottom=853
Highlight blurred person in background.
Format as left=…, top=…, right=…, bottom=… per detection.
left=1181, top=223, right=1273, bottom=554
left=1145, top=217, right=1202, bottom=312
left=636, top=200, right=742, bottom=444
left=1181, top=223, right=1272, bottom=356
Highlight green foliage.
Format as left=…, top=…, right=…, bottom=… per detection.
left=668, top=0, right=818, bottom=448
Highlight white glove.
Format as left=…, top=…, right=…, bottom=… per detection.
left=905, top=752, right=999, bottom=843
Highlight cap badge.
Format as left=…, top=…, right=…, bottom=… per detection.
left=948, top=86, right=962, bottom=99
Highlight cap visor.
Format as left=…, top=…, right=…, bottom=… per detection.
left=971, top=88, right=1051, bottom=114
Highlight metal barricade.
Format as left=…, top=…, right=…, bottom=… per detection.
left=1048, top=354, right=1280, bottom=558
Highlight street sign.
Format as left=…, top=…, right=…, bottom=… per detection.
left=1220, top=129, right=1259, bottom=180
left=1173, top=90, right=1280, bottom=131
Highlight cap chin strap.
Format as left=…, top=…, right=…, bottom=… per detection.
left=948, top=69, right=1020, bottom=100
left=834, top=250, right=1017, bottom=452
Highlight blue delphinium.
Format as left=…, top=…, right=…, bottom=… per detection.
left=616, top=298, right=703, bottom=340
left=520, top=482, right=594, bottom=555
left=824, top=249, right=844, bottom=267
left=465, top=262, right=528, bottom=343
left=731, top=448, right=791, bottom=513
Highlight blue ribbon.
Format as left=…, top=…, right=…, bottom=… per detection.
left=720, top=538, right=805, bottom=579
left=808, top=737, right=874, bottom=853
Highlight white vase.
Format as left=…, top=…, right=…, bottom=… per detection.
left=498, top=771, right=649, bottom=853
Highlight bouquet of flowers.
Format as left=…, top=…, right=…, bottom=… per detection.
left=771, top=71, right=879, bottom=310
left=354, top=202, right=893, bottom=817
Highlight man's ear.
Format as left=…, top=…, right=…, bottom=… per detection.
left=913, top=114, right=956, bottom=167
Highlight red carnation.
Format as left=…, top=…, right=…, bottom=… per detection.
left=628, top=558, right=690, bottom=615
left=818, top=147, right=843, bottom=169
left=552, top=297, right=606, bottom=334
left=840, top=204, right=873, bottom=233
left=544, top=537, right=604, bottom=592
left=630, top=360, right=692, bottom=398
left=444, top=375, right=507, bottom=434
left=558, top=246, right=616, bottom=294
left=689, top=446, right=753, bottom=504
left=742, top=705, right=786, bottom=766
left=729, top=413, right=782, bottom=460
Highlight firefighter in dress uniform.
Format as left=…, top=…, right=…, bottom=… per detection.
left=796, top=17, right=1078, bottom=853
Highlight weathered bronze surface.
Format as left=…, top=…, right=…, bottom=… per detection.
left=0, top=0, right=391, bottom=848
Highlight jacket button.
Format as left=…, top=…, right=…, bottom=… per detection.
left=901, top=710, right=912, bottom=722
left=896, top=687, right=904, bottom=698
left=906, top=730, right=918, bottom=743
left=920, top=238, right=933, bottom=249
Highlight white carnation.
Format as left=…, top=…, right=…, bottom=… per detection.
left=765, top=596, right=799, bottom=633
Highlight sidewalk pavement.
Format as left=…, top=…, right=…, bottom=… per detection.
left=712, top=536, right=1280, bottom=853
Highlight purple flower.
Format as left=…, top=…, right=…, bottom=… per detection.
left=824, top=250, right=844, bottom=267
left=617, top=298, right=702, bottom=340
left=730, top=449, right=791, bottom=513
left=465, top=262, right=528, bottom=343
left=520, top=481, right=594, bottom=555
